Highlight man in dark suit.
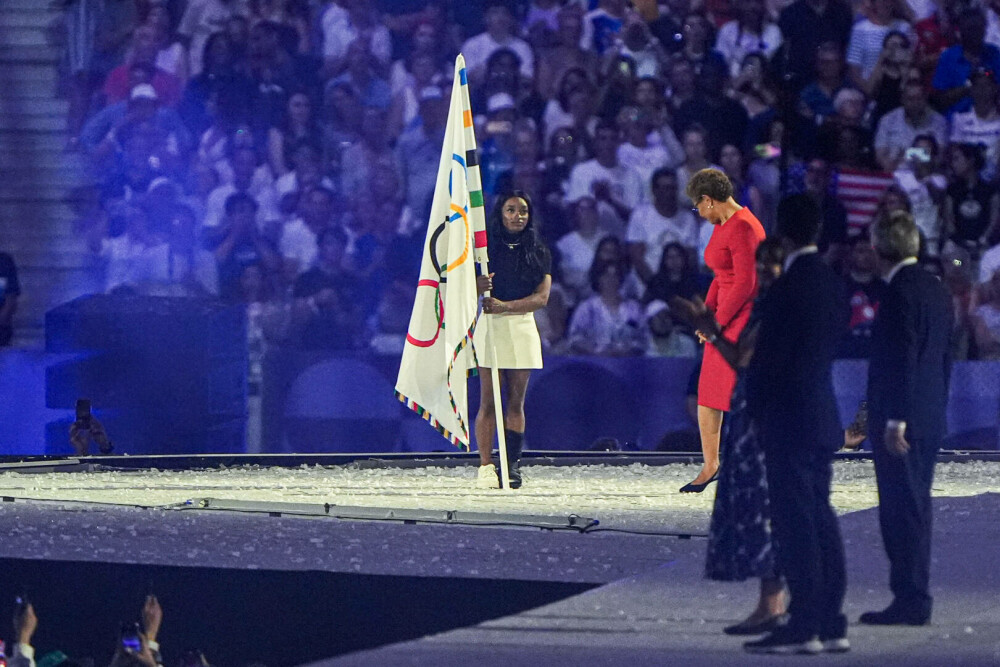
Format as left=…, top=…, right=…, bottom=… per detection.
left=743, top=194, right=850, bottom=654
left=861, top=211, right=952, bottom=626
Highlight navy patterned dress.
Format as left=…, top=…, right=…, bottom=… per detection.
left=704, top=310, right=778, bottom=582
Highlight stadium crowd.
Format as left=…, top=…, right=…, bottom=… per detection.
left=51, top=0, right=1000, bottom=361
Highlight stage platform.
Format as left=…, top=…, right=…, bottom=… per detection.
left=0, top=455, right=998, bottom=665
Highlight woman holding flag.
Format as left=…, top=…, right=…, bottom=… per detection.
left=475, top=190, right=552, bottom=489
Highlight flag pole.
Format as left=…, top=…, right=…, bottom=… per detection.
left=480, top=289, right=511, bottom=491
left=456, top=58, right=510, bottom=490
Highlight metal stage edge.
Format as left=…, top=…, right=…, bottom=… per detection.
left=0, top=449, right=998, bottom=474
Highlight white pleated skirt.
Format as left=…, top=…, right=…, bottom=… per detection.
left=478, top=311, right=543, bottom=369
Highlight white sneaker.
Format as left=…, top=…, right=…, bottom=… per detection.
left=476, top=463, right=500, bottom=489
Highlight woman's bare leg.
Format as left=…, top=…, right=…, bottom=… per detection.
left=690, top=404, right=723, bottom=484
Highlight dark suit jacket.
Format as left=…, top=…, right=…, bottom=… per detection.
left=867, top=263, right=953, bottom=443
left=747, top=252, right=849, bottom=451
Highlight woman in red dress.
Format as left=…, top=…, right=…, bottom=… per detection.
left=682, top=168, right=766, bottom=492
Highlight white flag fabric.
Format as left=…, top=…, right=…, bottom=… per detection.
left=395, top=55, right=490, bottom=449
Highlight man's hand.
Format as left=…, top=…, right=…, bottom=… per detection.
left=142, top=595, right=162, bottom=644
left=843, top=428, right=866, bottom=450
left=884, top=424, right=911, bottom=456
left=14, top=602, right=37, bottom=645
left=69, top=421, right=90, bottom=456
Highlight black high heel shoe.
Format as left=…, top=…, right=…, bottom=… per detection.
left=679, top=470, right=718, bottom=493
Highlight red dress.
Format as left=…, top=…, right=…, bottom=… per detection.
left=698, top=208, right=766, bottom=411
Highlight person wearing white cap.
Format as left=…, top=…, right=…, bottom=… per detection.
left=79, top=83, right=191, bottom=163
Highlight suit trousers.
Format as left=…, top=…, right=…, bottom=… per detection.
left=871, top=434, right=939, bottom=616
left=764, top=444, right=847, bottom=637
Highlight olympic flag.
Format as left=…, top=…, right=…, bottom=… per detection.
left=394, top=55, right=490, bottom=449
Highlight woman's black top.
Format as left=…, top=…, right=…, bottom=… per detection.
left=948, top=179, right=995, bottom=242
left=645, top=272, right=701, bottom=305
left=488, top=224, right=551, bottom=302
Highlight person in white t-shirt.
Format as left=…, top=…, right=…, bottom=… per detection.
left=950, top=68, right=1000, bottom=177
left=320, top=0, right=392, bottom=77
left=565, top=120, right=644, bottom=237
left=556, top=195, right=606, bottom=303
left=202, top=147, right=281, bottom=238
left=714, top=0, right=783, bottom=78
left=461, top=2, right=534, bottom=84
left=627, top=167, right=700, bottom=284
left=279, top=185, right=336, bottom=277
left=177, top=0, right=233, bottom=76
left=616, top=105, right=673, bottom=200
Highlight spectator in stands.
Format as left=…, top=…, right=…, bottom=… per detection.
left=943, top=143, right=999, bottom=261
left=129, top=204, right=219, bottom=297
left=212, top=193, right=282, bottom=302
left=972, top=268, right=1000, bottom=358
left=566, top=120, right=644, bottom=237
left=627, top=168, right=700, bottom=285
left=327, top=40, right=392, bottom=111
left=274, top=141, right=334, bottom=198
left=479, top=94, right=521, bottom=196
left=875, top=80, right=948, bottom=172
left=644, top=240, right=702, bottom=305
left=321, top=80, right=363, bottom=179
left=846, top=1, right=913, bottom=95
left=567, top=259, right=649, bottom=355
left=556, top=196, right=606, bottom=302
left=676, top=124, right=722, bottom=189
left=0, top=243, right=21, bottom=347
left=102, top=25, right=183, bottom=107
left=461, top=0, right=534, bottom=84
left=245, top=20, right=310, bottom=133
left=496, top=122, right=548, bottom=217
left=777, top=0, right=854, bottom=87
left=675, top=58, right=749, bottom=160
left=87, top=203, right=151, bottom=294
left=178, top=0, right=235, bottom=76
left=268, top=91, right=324, bottom=177
left=867, top=30, right=916, bottom=124
left=646, top=299, right=698, bottom=358
left=714, top=0, right=782, bottom=78
left=632, top=76, right=684, bottom=162
left=804, top=158, right=847, bottom=267
left=949, top=67, right=1000, bottom=177
left=320, top=0, right=393, bottom=79
left=894, top=134, right=947, bottom=256
left=80, top=84, right=191, bottom=177
left=582, top=0, right=631, bottom=55
left=617, top=106, right=674, bottom=198
left=535, top=6, right=599, bottom=101
left=839, top=237, right=885, bottom=358
left=933, top=6, right=1000, bottom=114
left=178, top=31, right=255, bottom=136
left=666, top=56, right=697, bottom=115
left=720, top=144, right=765, bottom=214
left=817, top=88, right=874, bottom=164
left=280, top=185, right=335, bottom=277
left=339, top=106, right=396, bottom=200
left=677, top=10, right=726, bottom=75
left=143, top=2, right=189, bottom=85
left=542, top=68, right=596, bottom=145
left=248, top=0, right=312, bottom=55
left=387, top=49, right=446, bottom=138
left=913, top=0, right=961, bottom=80
left=203, top=147, right=281, bottom=237
left=291, top=226, right=364, bottom=350
left=396, top=84, right=449, bottom=221
left=797, top=42, right=851, bottom=128
left=981, top=239, right=1000, bottom=285
left=63, top=0, right=140, bottom=144
left=733, top=54, right=779, bottom=149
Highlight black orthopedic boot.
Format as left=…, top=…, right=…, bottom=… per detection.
left=493, top=429, right=524, bottom=489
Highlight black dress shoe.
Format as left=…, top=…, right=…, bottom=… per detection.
left=679, top=470, right=718, bottom=493
left=724, top=613, right=787, bottom=635
left=859, top=604, right=930, bottom=626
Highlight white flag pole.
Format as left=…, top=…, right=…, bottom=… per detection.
left=455, top=56, right=511, bottom=490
